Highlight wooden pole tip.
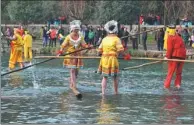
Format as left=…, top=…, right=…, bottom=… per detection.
left=76, top=93, right=82, bottom=100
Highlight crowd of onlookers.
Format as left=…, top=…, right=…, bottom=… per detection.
left=139, top=14, right=161, bottom=25
left=2, top=23, right=194, bottom=52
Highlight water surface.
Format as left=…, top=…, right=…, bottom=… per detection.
left=1, top=53, right=194, bottom=124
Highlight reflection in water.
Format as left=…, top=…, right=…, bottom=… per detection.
left=160, top=92, right=186, bottom=124
left=96, top=97, right=120, bottom=124
left=8, top=72, right=23, bottom=87
left=59, top=92, right=71, bottom=113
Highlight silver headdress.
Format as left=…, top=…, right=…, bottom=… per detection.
left=104, top=20, right=118, bottom=34
left=70, top=20, right=81, bottom=32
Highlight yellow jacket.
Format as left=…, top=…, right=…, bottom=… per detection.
left=163, top=27, right=176, bottom=50
left=61, top=34, right=86, bottom=53
left=23, top=34, right=32, bottom=47
left=98, top=35, right=124, bottom=56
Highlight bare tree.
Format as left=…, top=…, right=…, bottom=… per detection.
left=163, top=1, right=194, bottom=24
left=60, top=1, right=86, bottom=22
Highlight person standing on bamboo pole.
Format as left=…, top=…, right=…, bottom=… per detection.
left=164, top=25, right=186, bottom=89
left=97, top=20, right=131, bottom=95
left=57, top=20, right=92, bottom=89
left=6, top=28, right=24, bottom=70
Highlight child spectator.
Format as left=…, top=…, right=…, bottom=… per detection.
left=88, top=28, right=95, bottom=45
left=142, top=27, right=147, bottom=51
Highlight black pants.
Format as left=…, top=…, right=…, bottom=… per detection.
left=89, top=38, right=94, bottom=45
left=142, top=39, right=147, bottom=51
left=7, top=40, right=10, bottom=47
left=50, top=38, right=56, bottom=47
left=132, top=38, right=138, bottom=50
left=85, top=37, right=89, bottom=44
left=157, top=39, right=164, bottom=51
left=123, top=39, right=128, bottom=48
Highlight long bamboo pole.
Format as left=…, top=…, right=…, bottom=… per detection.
left=122, top=61, right=162, bottom=70
left=34, top=56, right=194, bottom=63
left=1, top=46, right=95, bottom=77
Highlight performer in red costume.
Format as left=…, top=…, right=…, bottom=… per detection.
left=164, top=25, right=186, bottom=89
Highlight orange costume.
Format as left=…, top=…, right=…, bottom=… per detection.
left=164, top=27, right=186, bottom=89
left=9, top=29, right=24, bottom=69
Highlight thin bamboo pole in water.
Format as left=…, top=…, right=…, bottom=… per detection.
left=122, top=61, right=162, bottom=70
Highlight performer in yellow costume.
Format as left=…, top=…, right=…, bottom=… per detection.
left=57, top=20, right=92, bottom=89
left=23, top=30, right=33, bottom=65
left=97, top=20, right=131, bottom=95
left=6, top=28, right=24, bottom=70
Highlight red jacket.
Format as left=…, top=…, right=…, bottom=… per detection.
left=50, top=29, right=57, bottom=39
left=166, top=34, right=186, bottom=59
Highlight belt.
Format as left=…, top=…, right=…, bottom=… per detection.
left=102, top=53, right=117, bottom=56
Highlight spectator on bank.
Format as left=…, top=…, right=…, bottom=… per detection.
left=95, top=27, right=102, bottom=46
left=182, top=28, right=190, bottom=47
left=57, top=25, right=65, bottom=45
left=153, top=16, right=157, bottom=25
left=130, top=26, right=138, bottom=50
left=80, top=25, right=85, bottom=38
left=118, top=25, right=124, bottom=38
left=101, top=27, right=107, bottom=39
left=42, top=26, right=49, bottom=47
left=139, top=14, right=144, bottom=25
left=88, top=28, right=95, bottom=45
left=156, top=15, right=161, bottom=25
left=84, top=25, right=89, bottom=44
left=48, top=26, right=57, bottom=47
left=5, top=27, right=13, bottom=47
left=191, top=31, right=194, bottom=48
left=122, top=27, right=129, bottom=49
left=142, top=27, right=147, bottom=51
left=155, top=28, right=165, bottom=51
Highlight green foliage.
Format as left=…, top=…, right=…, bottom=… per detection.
left=93, top=1, right=141, bottom=24
left=6, top=1, right=62, bottom=24
left=2, top=0, right=193, bottom=25
left=82, top=1, right=98, bottom=24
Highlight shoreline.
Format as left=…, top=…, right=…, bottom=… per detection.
left=2, top=47, right=194, bottom=59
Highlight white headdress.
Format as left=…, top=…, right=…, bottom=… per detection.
left=104, top=20, right=118, bottom=34
left=70, top=20, right=81, bottom=32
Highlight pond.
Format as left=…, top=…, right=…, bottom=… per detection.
left=1, top=53, right=194, bottom=124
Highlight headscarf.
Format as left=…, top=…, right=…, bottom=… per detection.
left=70, top=20, right=81, bottom=32
left=104, top=20, right=118, bottom=34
